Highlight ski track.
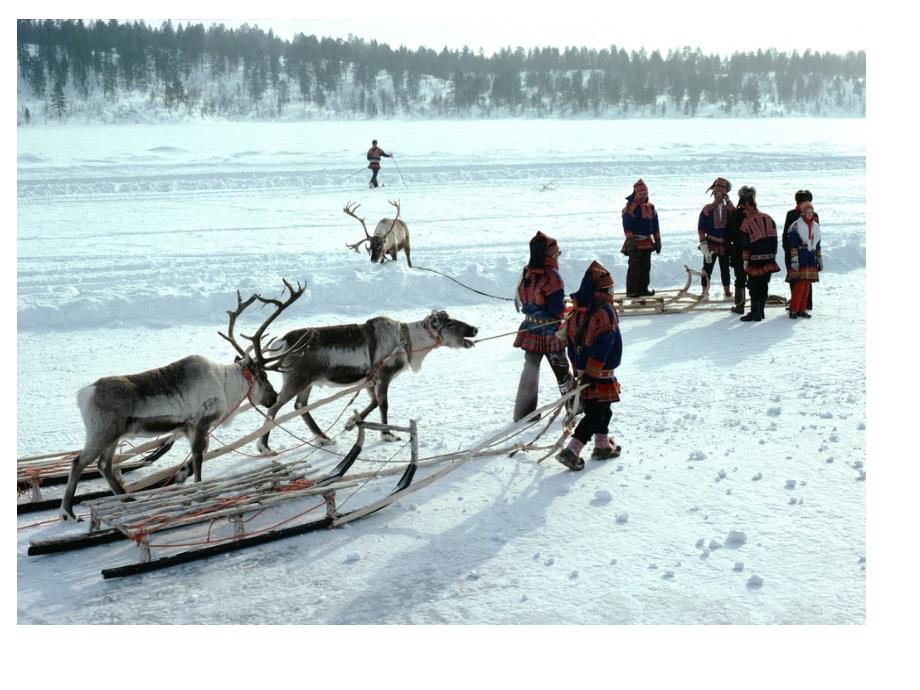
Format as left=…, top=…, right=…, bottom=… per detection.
left=17, top=119, right=865, bottom=624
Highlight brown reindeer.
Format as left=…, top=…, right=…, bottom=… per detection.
left=59, top=281, right=306, bottom=521
left=345, top=199, right=412, bottom=267
left=257, top=310, right=478, bottom=451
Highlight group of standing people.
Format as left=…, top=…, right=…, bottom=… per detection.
left=512, top=179, right=824, bottom=471
left=619, top=176, right=823, bottom=322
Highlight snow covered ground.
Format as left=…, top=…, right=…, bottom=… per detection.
left=17, top=119, right=866, bottom=630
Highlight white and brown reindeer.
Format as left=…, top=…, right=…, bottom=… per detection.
left=345, top=199, right=412, bottom=267
left=257, top=310, right=478, bottom=451
left=59, top=281, right=306, bottom=521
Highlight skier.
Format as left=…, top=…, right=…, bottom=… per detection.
left=738, top=188, right=780, bottom=322
left=556, top=261, right=623, bottom=472
left=620, top=179, right=661, bottom=298
left=366, top=139, right=392, bottom=189
left=724, top=185, right=755, bottom=314
left=783, top=190, right=820, bottom=311
left=787, top=202, right=823, bottom=319
left=698, top=177, right=735, bottom=299
left=513, top=231, right=574, bottom=422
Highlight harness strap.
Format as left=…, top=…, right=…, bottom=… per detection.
left=422, top=319, right=442, bottom=347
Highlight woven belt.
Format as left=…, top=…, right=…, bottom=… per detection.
left=750, top=253, right=775, bottom=260
left=524, top=315, right=559, bottom=325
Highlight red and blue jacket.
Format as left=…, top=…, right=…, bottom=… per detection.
left=367, top=146, right=391, bottom=170
left=622, top=193, right=660, bottom=251
left=741, top=209, right=780, bottom=278
left=513, top=266, right=566, bottom=353
left=698, top=199, right=735, bottom=254
left=565, top=297, right=622, bottom=402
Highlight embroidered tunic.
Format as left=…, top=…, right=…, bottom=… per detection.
left=621, top=197, right=661, bottom=252
left=698, top=198, right=736, bottom=255
left=513, top=266, right=566, bottom=353
left=740, top=210, right=780, bottom=278
left=565, top=300, right=622, bottom=402
left=788, top=217, right=822, bottom=282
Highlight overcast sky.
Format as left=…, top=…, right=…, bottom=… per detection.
left=24, top=0, right=868, bottom=57
left=208, top=9, right=866, bottom=57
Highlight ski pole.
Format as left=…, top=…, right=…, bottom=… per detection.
left=342, top=167, right=366, bottom=183
left=391, top=156, right=409, bottom=189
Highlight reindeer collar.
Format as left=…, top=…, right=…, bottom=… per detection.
left=240, top=364, right=254, bottom=382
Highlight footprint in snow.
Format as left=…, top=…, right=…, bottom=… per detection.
left=725, top=531, right=747, bottom=548
left=591, top=489, right=613, bottom=506
left=746, top=574, right=764, bottom=590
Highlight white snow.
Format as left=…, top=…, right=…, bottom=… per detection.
left=16, top=118, right=866, bottom=628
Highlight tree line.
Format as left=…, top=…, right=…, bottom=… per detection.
left=17, top=19, right=866, bottom=121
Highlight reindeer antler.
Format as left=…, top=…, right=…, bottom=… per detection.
left=220, top=280, right=306, bottom=367
left=344, top=201, right=372, bottom=254
left=384, top=199, right=402, bottom=239
left=219, top=291, right=260, bottom=357
left=243, top=279, right=306, bottom=366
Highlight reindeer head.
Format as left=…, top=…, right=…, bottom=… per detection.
left=425, top=310, right=478, bottom=349
left=220, top=279, right=307, bottom=407
left=369, top=235, right=386, bottom=263
left=237, top=356, right=278, bottom=409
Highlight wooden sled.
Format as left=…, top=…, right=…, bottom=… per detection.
left=28, top=418, right=420, bottom=579
left=616, top=265, right=788, bottom=316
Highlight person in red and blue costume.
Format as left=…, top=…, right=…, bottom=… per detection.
left=556, top=260, right=623, bottom=471
left=513, top=231, right=573, bottom=421
left=738, top=189, right=780, bottom=322
left=787, top=202, right=823, bottom=319
left=366, top=139, right=392, bottom=189
left=620, top=178, right=661, bottom=298
left=698, top=177, right=735, bottom=298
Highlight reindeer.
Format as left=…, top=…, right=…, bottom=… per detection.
left=345, top=199, right=412, bottom=267
left=59, top=281, right=305, bottom=521
left=257, top=310, right=478, bottom=451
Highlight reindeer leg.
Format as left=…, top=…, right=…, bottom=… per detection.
left=59, top=438, right=106, bottom=521
left=355, top=386, right=381, bottom=429
left=172, top=425, right=196, bottom=483
left=257, top=383, right=299, bottom=455
left=405, top=237, right=412, bottom=267
left=97, top=442, right=127, bottom=496
left=375, top=379, right=400, bottom=442
left=190, top=424, right=211, bottom=482
left=295, top=387, right=335, bottom=446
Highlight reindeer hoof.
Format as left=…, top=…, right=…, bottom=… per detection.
left=315, top=436, right=336, bottom=447
left=257, top=442, right=278, bottom=457
left=174, top=466, right=191, bottom=484
left=382, top=432, right=401, bottom=442
left=59, top=510, right=81, bottom=523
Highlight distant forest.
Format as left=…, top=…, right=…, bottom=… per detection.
left=16, top=19, right=866, bottom=122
